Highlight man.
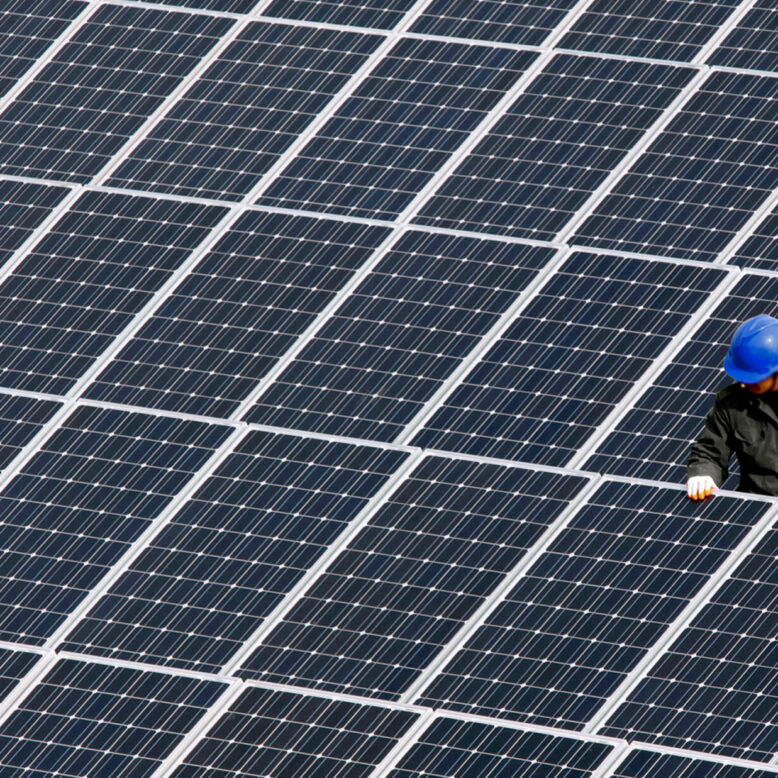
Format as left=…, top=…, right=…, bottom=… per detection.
left=687, top=314, right=778, bottom=500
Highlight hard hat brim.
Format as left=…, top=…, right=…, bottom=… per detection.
left=724, top=352, right=776, bottom=384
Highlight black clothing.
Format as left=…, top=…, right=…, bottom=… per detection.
left=687, top=383, right=778, bottom=495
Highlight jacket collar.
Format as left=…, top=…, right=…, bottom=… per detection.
left=747, top=389, right=778, bottom=426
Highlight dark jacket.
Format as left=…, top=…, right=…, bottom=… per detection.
left=687, top=383, right=778, bottom=495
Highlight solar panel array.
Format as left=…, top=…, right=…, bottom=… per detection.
left=1, top=2, right=778, bottom=776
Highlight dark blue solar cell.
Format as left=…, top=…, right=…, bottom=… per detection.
left=85, top=211, right=389, bottom=417
left=410, top=0, right=579, bottom=45
left=263, top=0, right=417, bottom=28
left=0, top=179, right=69, bottom=267
left=601, top=524, right=778, bottom=762
left=584, top=272, right=778, bottom=485
left=731, top=207, right=778, bottom=271
left=0, top=648, right=40, bottom=704
left=417, top=482, right=770, bottom=728
left=708, top=2, right=778, bottom=72
left=107, top=23, right=383, bottom=201
left=0, top=190, right=226, bottom=395
left=0, top=5, right=234, bottom=182
left=244, top=232, right=555, bottom=439
left=614, top=749, right=778, bottom=777
left=387, top=717, right=614, bottom=777
left=237, top=458, right=587, bottom=698
left=61, top=431, right=408, bottom=673
left=0, top=406, right=232, bottom=645
left=257, top=40, right=537, bottom=219
left=413, top=55, right=694, bottom=241
left=144, top=0, right=257, bottom=10
left=0, top=395, right=61, bottom=472
left=0, top=1, right=86, bottom=99
left=559, top=0, right=740, bottom=61
left=171, top=686, right=418, bottom=778
left=0, top=658, right=226, bottom=777
left=412, top=253, right=725, bottom=466
left=572, top=71, right=778, bottom=262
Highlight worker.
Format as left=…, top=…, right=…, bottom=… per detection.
left=687, top=314, right=778, bottom=500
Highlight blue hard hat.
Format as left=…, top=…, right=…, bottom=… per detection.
left=724, top=314, right=778, bottom=384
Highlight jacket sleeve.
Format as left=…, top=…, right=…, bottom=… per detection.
left=686, top=396, right=733, bottom=486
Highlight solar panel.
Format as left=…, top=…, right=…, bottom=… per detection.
left=0, top=0, right=86, bottom=100
left=412, top=252, right=726, bottom=466
left=0, top=5, right=234, bottom=183
left=105, top=22, right=384, bottom=201
left=571, top=71, right=778, bottom=262
left=142, top=0, right=258, bottom=11
left=730, top=206, right=778, bottom=271
left=84, top=211, right=390, bottom=417
left=707, top=2, right=778, bottom=73
left=0, top=190, right=227, bottom=395
left=0, top=647, right=41, bottom=704
left=0, top=406, right=232, bottom=646
left=235, top=457, right=588, bottom=698
left=416, top=481, right=770, bottom=728
left=0, top=179, right=70, bottom=267
left=612, top=749, right=778, bottom=778
left=386, top=715, right=615, bottom=777
left=0, top=657, right=227, bottom=777
left=557, top=0, right=741, bottom=61
left=0, top=395, right=61, bottom=472
left=263, top=0, right=419, bottom=28
left=409, top=0, right=580, bottom=46
left=412, top=55, right=695, bottom=242
left=168, top=685, right=420, bottom=778
left=583, top=272, right=778, bottom=485
left=600, top=521, right=778, bottom=762
left=256, top=39, right=538, bottom=219
left=60, top=431, right=408, bottom=673
left=244, top=232, right=556, bottom=440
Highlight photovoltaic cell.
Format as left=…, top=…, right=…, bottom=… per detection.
left=237, top=458, right=587, bottom=699
left=0, top=0, right=86, bottom=99
left=412, top=55, right=695, bottom=241
left=0, top=179, right=70, bottom=267
left=708, top=2, right=778, bottom=73
left=262, top=0, right=418, bottom=28
left=84, top=211, right=390, bottom=417
left=257, top=40, right=537, bottom=219
left=614, top=750, right=778, bottom=778
left=0, top=658, right=226, bottom=777
left=143, top=0, right=258, bottom=11
left=244, top=232, right=556, bottom=440
left=417, top=482, right=769, bottom=728
left=412, top=253, right=726, bottom=467
left=0, top=648, right=40, bottom=705
left=601, top=522, right=778, bottom=762
left=558, top=0, right=740, bottom=61
left=0, top=190, right=227, bottom=395
left=730, top=205, right=778, bottom=272
left=583, top=273, right=778, bottom=485
left=170, top=686, right=419, bottom=778
left=106, top=23, right=384, bottom=201
left=409, top=0, right=579, bottom=46
left=0, top=395, right=61, bottom=472
left=61, top=431, right=408, bottom=673
left=0, top=406, right=232, bottom=645
left=386, top=717, right=614, bottom=777
left=572, top=71, right=778, bottom=262
left=0, top=5, right=234, bottom=183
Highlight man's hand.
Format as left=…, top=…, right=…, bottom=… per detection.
left=687, top=475, right=717, bottom=501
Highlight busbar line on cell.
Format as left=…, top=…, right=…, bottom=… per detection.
left=398, top=473, right=603, bottom=705
left=583, top=496, right=778, bottom=734
left=567, top=267, right=741, bottom=469
left=0, top=649, right=56, bottom=734
left=715, top=185, right=778, bottom=266
left=220, top=448, right=424, bottom=676
left=554, top=66, right=708, bottom=245
left=693, top=0, right=762, bottom=65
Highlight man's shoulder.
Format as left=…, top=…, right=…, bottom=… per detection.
left=712, top=383, right=747, bottom=409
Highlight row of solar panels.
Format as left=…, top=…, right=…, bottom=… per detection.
left=0, top=404, right=775, bottom=762
left=2, top=655, right=777, bottom=778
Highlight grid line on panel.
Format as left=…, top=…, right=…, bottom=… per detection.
left=260, top=0, right=424, bottom=30
left=705, top=0, right=778, bottom=72
left=606, top=746, right=778, bottom=777
left=0, top=650, right=56, bottom=735
left=44, top=424, right=246, bottom=651
left=718, top=186, right=778, bottom=270
left=691, top=0, right=761, bottom=65
left=368, top=707, right=436, bottom=778
left=568, top=267, right=742, bottom=470
left=585, top=496, right=778, bottom=736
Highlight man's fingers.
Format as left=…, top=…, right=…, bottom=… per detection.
left=687, top=477, right=716, bottom=501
